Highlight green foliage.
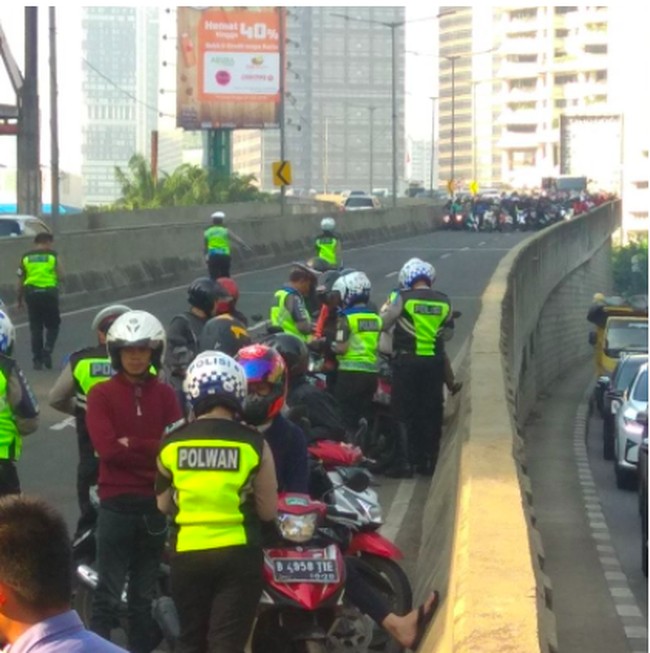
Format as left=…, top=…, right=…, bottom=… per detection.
left=82, top=154, right=272, bottom=211
left=612, top=238, right=648, bottom=297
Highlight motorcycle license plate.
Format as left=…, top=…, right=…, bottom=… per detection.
left=271, top=556, right=340, bottom=584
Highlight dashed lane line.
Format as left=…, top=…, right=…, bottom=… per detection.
left=574, top=389, right=648, bottom=651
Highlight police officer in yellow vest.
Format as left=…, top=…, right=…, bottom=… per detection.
left=331, top=271, right=382, bottom=440
left=48, top=305, right=131, bottom=537
left=380, top=258, right=452, bottom=479
left=269, top=263, right=318, bottom=342
left=0, top=309, right=39, bottom=497
left=314, top=216, right=342, bottom=268
left=16, top=232, right=64, bottom=370
left=156, top=351, right=277, bottom=653
left=204, top=211, right=253, bottom=280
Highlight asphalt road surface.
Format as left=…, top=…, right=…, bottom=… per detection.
left=10, top=229, right=529, bottom=585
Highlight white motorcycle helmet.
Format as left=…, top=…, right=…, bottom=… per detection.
left=91, top=304, right=132, bottom=334
left=106, top=310, right=166, bottom=371
left=183, top=350, right=248, bottom=416
left=332, top=271, right=372, bottom=308
left=0, top=310, right=16, bottom=356
left=211, top=211, right=226, bottom=223
left=398, top=258, right=436, bottom=289
left=320, top=216, right=336, bottom=232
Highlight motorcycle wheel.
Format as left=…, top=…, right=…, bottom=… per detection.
left=356, top=554, right=413, bottom=653
left=73, top=582, right=94, bottom=627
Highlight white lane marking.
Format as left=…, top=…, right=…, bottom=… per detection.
left=385, top=271, right=399, bottom=278
left=478, top=241, right=487, bottom=247
left=50, top=416, right=76, bottom=431
left=460, top=246, right=470, bottom=251
left=380, top=479, right=418, bottom=543
left=440, top=253, right=451, bottom=259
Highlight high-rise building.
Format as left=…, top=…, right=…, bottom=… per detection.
left=232, top=7, right=405, bottom=195
left=81, top=7, right=159, bottom=206
left=437, top=5, right=648, bottom=238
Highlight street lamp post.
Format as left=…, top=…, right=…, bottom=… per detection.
left=369, top=105, right=376, bottom=194
left=331, top=11, right=454, bottom=207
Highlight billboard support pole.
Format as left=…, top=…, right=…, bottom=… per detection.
left=279, top=7, right=287, bottom=216
left=204, top=128, right=232, bottom=179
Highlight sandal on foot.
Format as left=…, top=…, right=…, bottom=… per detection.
left=410, top=590, right=440, bottom=651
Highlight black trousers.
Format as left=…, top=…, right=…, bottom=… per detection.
left=0, top=460, right=20, bottom=497
left=170, top=545, right=264, bottom=653
left=90, top=505, right=167, bottom=653
left=334, top=371, right=378, bottom=435
left=24, top=288, right=61, bottom=363
left=207, top=254, right=231, bottom=280
left=391, top=356, right=445, bottom=472
left=75, top=423, right=99, bottom=536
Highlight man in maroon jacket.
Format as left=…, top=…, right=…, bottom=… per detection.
left=86, top=310, right=182, bottom=653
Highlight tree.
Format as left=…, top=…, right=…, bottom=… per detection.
left=612, top=238, right=648, bottom=297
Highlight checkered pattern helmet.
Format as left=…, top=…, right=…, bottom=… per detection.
left=332, top=270, right=371, bottom=307
left=0, top=310, right=16, bottom=356
left=398, top=258, right=436, bottom=289
left=183, top=351, right=248, bottom=414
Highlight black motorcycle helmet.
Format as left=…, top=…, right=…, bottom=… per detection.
left=187, top=277, right=220, bottom=315
left=264, top=332, right=309, bottom=378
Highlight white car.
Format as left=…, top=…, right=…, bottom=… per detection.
left=342, top=195, right=381, bottom=211
left=614, top=362, right=649, bottom=489
left=0, top=214, right=51, bottom=238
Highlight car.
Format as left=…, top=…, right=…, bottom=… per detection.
left=342, top=195, right=381, bottom=211
left=613, top=362, right=648, bottom=489
left=0, top=214, right=51, bottom=238
left=637, top=413, right=648, bottom=576
left=601, top=354, right=648, bottom=460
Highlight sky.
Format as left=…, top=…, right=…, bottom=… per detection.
left=0, top=3, right=440, bottom=175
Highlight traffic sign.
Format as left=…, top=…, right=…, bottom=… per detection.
left=272, top=160, right=292, bottom=187
left=469, top=180, right=479, bottom=196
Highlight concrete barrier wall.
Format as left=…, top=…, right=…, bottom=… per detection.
left=0, top=204, right=442, bottom=309
left=415, top=203, right=620, bottom=653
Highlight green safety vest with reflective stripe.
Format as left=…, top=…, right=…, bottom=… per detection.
left=0, top=366, right=20, bottom=461
left=21, top=251, right=58, bottom=288
left=393, top=288, right=451, bottom=357
left=338, top=309, right=382, bottom=373
left=204, top=226, right=231, bottom=255
left=159, top=418, right=265, bottom=553
left=269, top=288, right=311, bottom=342
left=315, top=235, right=339, bottom=266
left=71, top=350, right=114, bottom=414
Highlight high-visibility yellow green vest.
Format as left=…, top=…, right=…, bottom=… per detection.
left=338, top=309, right=382, bottom=373
left=71, top=349, right=114, bottom=414
left=0, top=366, right=20, bottom=460
left=204, top=226, right=231, bottom=255
left=22, top=251, right=58, bottom=288
left=158, top=418, right=265, bottom=552
left=269, top=288, right=310, bottom=342
left=315, top=236, right=339, bottom=266
left=393, top=288, right=451, bottom=357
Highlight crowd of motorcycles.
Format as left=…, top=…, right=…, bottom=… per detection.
left=71, top=290, right=424, bottom=652
left=441, top=191, right=613, bottom=233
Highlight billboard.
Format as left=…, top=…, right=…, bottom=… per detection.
left=177, top=7, right=282, bottom=130
left=560, top=114, right=623, bottom=193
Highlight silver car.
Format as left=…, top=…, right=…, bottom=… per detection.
left=614, top=363, right=648, bottom=489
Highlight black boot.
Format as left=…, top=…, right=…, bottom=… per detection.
left=383, top=424, right=413, bottom=479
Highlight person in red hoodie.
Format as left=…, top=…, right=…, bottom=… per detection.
left=86, top=310, right=182, bottom=653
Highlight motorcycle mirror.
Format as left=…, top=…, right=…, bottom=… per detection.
left=345, top=470, right=371, bottom=493
left=251, top=313, right=263, bottom=322
left=452, top=310, right=462, bottom=319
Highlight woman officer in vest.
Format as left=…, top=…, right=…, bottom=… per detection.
left=156, top=351, right=277, bottom=653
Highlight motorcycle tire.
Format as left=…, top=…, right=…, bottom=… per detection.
left=356, top=554, right=413, bottom=653
left=73, top=582, right=94, bottom=628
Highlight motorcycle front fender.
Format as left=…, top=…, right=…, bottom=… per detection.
left=347, top=531, right=403, bottom=560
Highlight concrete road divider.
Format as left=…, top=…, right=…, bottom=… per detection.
left=413, top=202, right=619, bottom=652
left=0, top=202, right=444, bottom=310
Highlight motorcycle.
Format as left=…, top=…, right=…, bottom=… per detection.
left=481, top=209, right=497, bottom=232
left=441, top=212, right=465, bottom=231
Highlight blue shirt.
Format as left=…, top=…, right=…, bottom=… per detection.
left=5, top=610, right=126, bottom=652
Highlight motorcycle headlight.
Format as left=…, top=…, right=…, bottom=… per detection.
left=277, top=512, right=319, bottom=543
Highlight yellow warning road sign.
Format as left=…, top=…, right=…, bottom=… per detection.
left=272, top=161, right=292, bottom=187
